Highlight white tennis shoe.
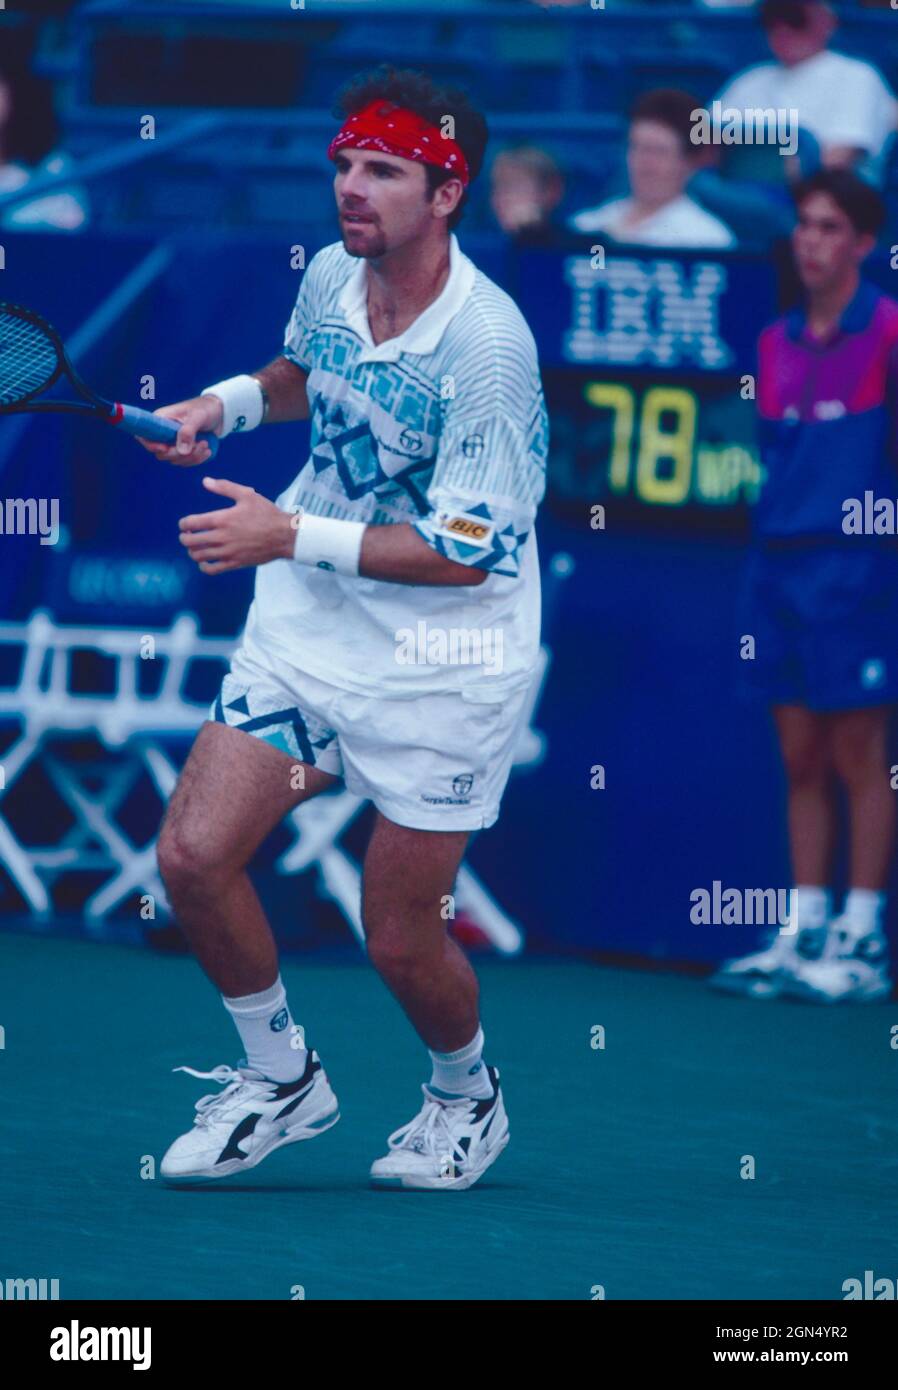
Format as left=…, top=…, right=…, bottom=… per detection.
left=781, top=919, right=893, bottom=1003
left=708, top=924, right=828, bottom=999
left=160, top=1050, right=339, bottom=1183
left=370, top=1066, right=509, bottom=1191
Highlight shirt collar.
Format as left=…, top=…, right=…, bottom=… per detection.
left=787, top=280, right=880, bottom=345
left=337, top=232, right=475, bottom=362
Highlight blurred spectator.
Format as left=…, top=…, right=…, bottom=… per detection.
left=0, top=64, right=89, bottom=231
left=490, top=145, right=567, bottom=247
left=716, top=1, right=897, bottom=183
left=569, top=89, right=736, bottom=248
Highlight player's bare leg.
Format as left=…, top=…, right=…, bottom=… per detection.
left=363, top=813, right=509, bottom=1190
left=157, top=720, right=338, bottom=996
left=362, top=813, right=477, bottom=1050
left=157, top=721, right=343, bottom=1183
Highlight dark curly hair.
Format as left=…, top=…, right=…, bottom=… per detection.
left=333, top=65, right=488, bottom=230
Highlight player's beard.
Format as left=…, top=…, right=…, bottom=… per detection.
left=341, top=222, right=388, bottom=259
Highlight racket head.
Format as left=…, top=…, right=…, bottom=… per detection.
left=0, top=301, right=70, bottom=410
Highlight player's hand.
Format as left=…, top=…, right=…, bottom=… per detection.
left=135, top=395, right=223, bottom=466
left=179, top=477, right=296, bottom=574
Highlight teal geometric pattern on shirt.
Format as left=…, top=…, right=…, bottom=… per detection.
left=308, top=393, right=436, bottom=511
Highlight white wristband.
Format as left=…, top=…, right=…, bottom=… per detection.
left=291, top=509, right=365, bottom=577
left=200, top=374, right=265, bottom=437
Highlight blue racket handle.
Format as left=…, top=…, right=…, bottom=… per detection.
left=114, top=402, right=220, bottom=457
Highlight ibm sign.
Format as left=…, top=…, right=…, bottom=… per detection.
left=563, top=256, right=732, bottom=371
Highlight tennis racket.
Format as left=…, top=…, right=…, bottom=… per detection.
left=0, top=301, right=219, bottom=456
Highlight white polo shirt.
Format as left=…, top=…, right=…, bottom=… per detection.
left=240, top=234, right=549, bottom=699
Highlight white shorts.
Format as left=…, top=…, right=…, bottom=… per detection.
left=211, top=645, right=533, bottom=831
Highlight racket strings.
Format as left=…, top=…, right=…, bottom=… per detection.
left=0, top=311, right=59, bottom=405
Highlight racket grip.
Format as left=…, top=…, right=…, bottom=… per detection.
left=114, top=403, right=220, bottom=457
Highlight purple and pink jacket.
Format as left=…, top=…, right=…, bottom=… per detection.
left=756, top=281, right=898, bottom=540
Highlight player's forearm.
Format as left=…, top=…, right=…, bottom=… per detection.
left=283, top=513, right=486, bottom=587
left=251, top=356, right=310, bottom=423
left=359, top=523, right=488, bottom=587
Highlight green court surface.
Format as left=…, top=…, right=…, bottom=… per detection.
left=1, top=930, right=896, bottom=1301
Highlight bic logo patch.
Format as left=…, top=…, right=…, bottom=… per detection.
left=269, top=1008, right=289, bottom=1033
left=431, top=510, right=495, bottom=549
left=448, top=517, right=489, bottom=541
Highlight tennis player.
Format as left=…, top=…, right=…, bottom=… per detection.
left=713, top=170, right=898, bottom=1003
left=139, top=67, right=548, bottom=1189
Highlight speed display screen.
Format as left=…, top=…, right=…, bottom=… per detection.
left=514, top=246, right=778, bottom=530
left=545, top=369, right=763, bottom=524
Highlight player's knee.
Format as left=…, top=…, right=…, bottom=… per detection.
left=156, top=826, right=194, bottom=891
left=366, top=926, right=430, bottom=982
left=156, top=823, right=228, bottom=894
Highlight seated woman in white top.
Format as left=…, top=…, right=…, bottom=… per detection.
left=569, top=88, right=736, bottom=249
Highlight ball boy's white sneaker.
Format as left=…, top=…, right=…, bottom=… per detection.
left=782, top=919, right=893, bottom=1004
left=708, top=924, right=828, bottom=999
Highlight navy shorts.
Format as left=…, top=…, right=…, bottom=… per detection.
left=739, top=543, right=898, bottom=711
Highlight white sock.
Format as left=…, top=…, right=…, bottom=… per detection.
left=840, top=889, right=887, bottom=938
left=790, top=885, right=832, bottom=932
left=221, top=976, right=307, bottom=1082
left=429, top=1026, right=492, bottom=1099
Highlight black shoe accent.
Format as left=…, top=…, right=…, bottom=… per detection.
left=266, top=1050, right=320, bottom=1102
left=217, top=1112, right=262, bottom=1164
left=795, top=927, right=827, bottom=961
left=470, top=1091, right=498, bottom=1124
left=211, top=1057, right=324, bottom=1166
left=275, top=1083, right=314, bottom=1121
left=466, top=1068, right=500, bottom=1124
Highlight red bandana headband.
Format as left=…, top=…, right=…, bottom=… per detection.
left=327, top=100, right=470, bottom=187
